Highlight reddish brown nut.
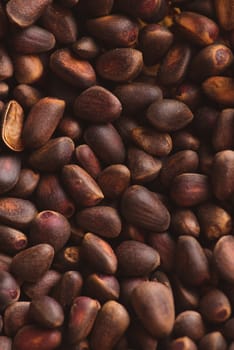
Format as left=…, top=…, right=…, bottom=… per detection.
left=213, top=109, right=234, bottom=152
left=130, top=126, right=172, bottom=157
left=29, top=211, right=71, bottom=253
left=160, top=150, right=199, bottom=188
left=85, top=274, right=120, bottom=303
left=96, top=48, right=143, bottom=82
left=199, top=288, right=231, bottom=324
left=203, top=76, right=234, bottom=106
left=0, top=225, right=27, bottom=254
left=22, top=97, right=65, bottom=149
left=4, top=302, right=30, bottom=336
left=74, top=86, right=122, bottom=123
left=174, top=311, right=206, bottom=341
left=50, top=49, right=96, bottom=88
left=0, top=271, right=20, bottom=311
left=84, top=124, right=126, bottom=165
left=147, top=99, right=194, bottom=133
left=199, top=332, right=227, bottom=350
left=121, top=185, right=170, bottom=232
left=171, top=173, right=210, bottom=207
left=0, top=336, right=12, bottom=350
left=213, top=235, right=234, bottom=283
left=114, top=82, right=162, bottom=115
left=52, top=271, right=83, bottom=309
left=29, top=296, right=64, bottom=329
left=139, top=24, right=173, bottom=65
left=0, top=46, right=13, bottom=81
left=158, top=43, right=192, bottom=86
left=11, top=25, right=55, bottom=54
left=75, top=145, right=101, bottom=179
left=6, top=0, right=52, bottom=27
left=176, top=236, right=210, bottom=286
left=28, top=137, right=75, bottom=172
left=62, top=164, right=104, bottom=207
left=171, top=209, right=200, bottom=237
left=13, top=84, right=42, bottom=110
left=41, top=3, right=77, bottom=44
left=14, top=54, right=43, bottom=84
left=215, top=0, right=234, bottom=30
left=0, top=154, right=21, bottom=194
left=90, top=301, right=130, bottom=350
left=116, top=240, right=160, bottom=277
left=212, top=150, right=234, bottom=200
left=190, top=44, right=233, bottom=82
left=127, top=148, right=162, bottom=184
left=72, top=36, right=100, bottom=60
left=196, top=203, right=232, bottom=240
left=68, top=296, right=101, bottom=344
left=148, top=232, right=176, bottom=273
left=13, top=325, right=62, bottom=350
left=1, top=100, right=24, bottom=152
left=0, top=197, right=37, bottom=229
left=23, top=270, right=61, bottom=300
left=58, top=116, right=82, bottom=141
left=97, top=164, right=130, bottom=198
left=81, top=233, right=118, bottom=275
left=175, top=11, right=219, bottom=46
left=131, top=281, right=175, bottom=338
left=11, top=244, right=54, bottom=282
left=86, top=15, right=139, bottom=48
left=36, top=175, right=75, bottom=218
